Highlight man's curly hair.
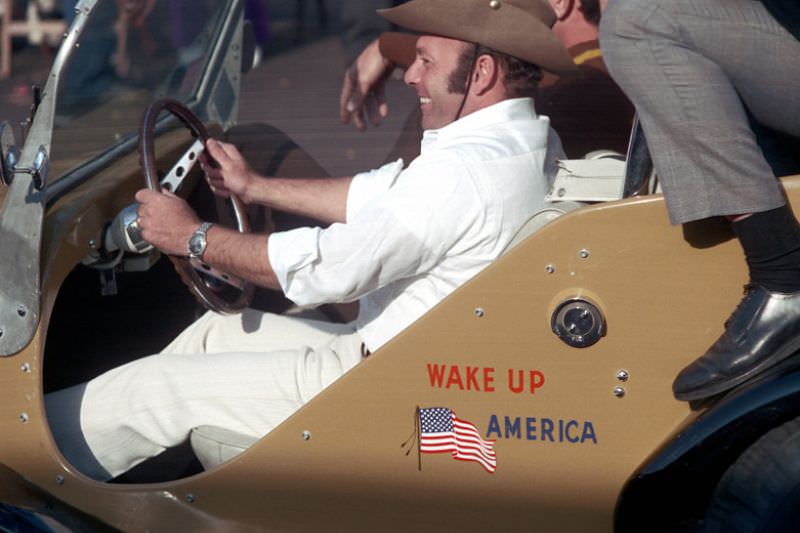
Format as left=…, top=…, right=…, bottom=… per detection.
left=448, top=43, right=543, bottom=99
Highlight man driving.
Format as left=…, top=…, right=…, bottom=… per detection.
left=46, top=0, right=575, bottom=480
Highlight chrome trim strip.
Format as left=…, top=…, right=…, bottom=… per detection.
left=0, top=1, right=98, bottom=356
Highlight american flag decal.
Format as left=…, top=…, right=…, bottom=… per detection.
left=408, top=407, right=496, bottom=473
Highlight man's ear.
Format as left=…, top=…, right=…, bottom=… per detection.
left=551, top=0, right=575, bottom=20
left=472, top=54, right=499, bottom=95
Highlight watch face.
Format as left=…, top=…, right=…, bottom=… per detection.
left=188, top=222, right=211, bottom=258
left=189, top=234, right=205, bottom=256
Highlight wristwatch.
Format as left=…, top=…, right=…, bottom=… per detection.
left=188, top=222, right=214, bottom=260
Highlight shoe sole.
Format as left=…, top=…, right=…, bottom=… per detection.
left=675, top=336, right=800, bottom=401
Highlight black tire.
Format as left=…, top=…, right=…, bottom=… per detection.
left=705, top=417, right=800, bottom=533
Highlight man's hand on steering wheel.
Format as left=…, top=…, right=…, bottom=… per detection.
left=134, top=189, right=201, bottom=257
left=138, top=98, right=254, bottom=313
left=201, top=139, right=257, bottom=204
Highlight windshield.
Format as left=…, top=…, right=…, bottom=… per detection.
left=48, top=0, right=225, bottom=180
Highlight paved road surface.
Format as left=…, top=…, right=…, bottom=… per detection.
left=241, top=35, right=417, bottom=178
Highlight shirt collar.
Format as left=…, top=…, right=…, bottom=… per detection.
left=420, top=98, right=538, bottom=151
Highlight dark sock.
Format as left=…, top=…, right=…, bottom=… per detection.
left=731, top=204, right=800, bottom=293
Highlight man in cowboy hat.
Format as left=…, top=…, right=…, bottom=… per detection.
left=340, top=0, right=633, bottom=158
left=46, top=0, right=573, bottom=480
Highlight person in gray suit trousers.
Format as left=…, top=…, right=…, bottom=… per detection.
left=600, top=0, right=800, bottom=401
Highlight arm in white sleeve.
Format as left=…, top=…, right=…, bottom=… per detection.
left=271, top=158, right=474, bottom=306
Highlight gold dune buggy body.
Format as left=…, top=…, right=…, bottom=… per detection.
left=1, top=1, right=800, bottom=531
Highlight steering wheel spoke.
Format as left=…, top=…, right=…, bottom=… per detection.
left=188, top=257, right=247, bottom=290
left=139, top=98, right=253, bottom=313
left=160, top=137, right=205, bottom=194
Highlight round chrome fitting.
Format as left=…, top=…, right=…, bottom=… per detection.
left=551, top=298, right=606, bottom=348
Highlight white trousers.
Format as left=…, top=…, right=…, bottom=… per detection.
left=45, top=310, right=363, bottom=480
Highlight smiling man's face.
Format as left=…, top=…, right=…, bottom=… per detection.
left=404, top=35, right=473, bottom=130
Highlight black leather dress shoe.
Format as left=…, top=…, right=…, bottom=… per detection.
left=673, top=284, right=800, bottom=401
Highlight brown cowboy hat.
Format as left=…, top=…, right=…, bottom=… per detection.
left=378, top=0, right=579, bottom=76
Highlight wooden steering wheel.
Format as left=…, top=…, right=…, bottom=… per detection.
left=138, top=98, right=254, bottom=313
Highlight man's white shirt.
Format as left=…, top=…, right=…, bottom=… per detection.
left=269, top=97, right=562, bottom=351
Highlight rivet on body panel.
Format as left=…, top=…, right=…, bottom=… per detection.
left=545, top=264, right=555, bottom=274
left=616, top=370, right=629, bottom=382
left=489, top=0, right=501, bottom=9
left=613, top=387, right=626, bottom=398
left=185, top=494, right=196, bottom=503
left=19, top=412, right=29, bottom=423
left=55, top=475, right=65, bottom=486
left=474, top=308, right=486, bottom=318
left=20, top=362, right=31, bottom=373
left=579, top=249, right=590, bottom=259
left=302, top=431, right=312, bottom=441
